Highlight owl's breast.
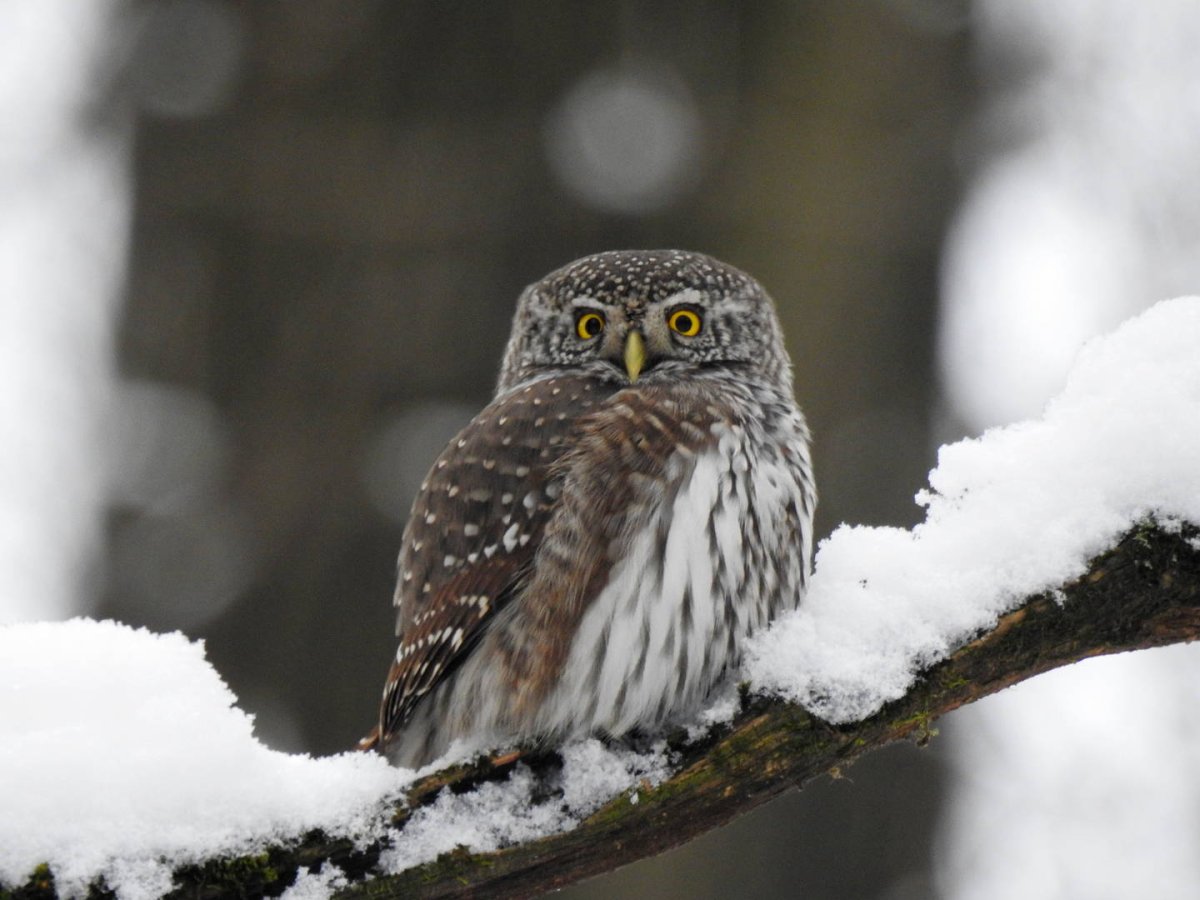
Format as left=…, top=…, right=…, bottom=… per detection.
left=522, top=380, right=814, bottom=737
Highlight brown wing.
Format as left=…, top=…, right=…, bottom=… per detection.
left=378, top=373, right=610, bottom=741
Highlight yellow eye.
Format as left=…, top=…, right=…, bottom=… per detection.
left=667, top=308, right=702, bottom=337
left=575, top=311, right=605, bottom=340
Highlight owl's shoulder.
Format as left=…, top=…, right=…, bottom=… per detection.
left=394, top=372, right=616, bottom=602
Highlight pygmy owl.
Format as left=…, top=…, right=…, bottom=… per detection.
left=372, top=250, right=815, bottom=768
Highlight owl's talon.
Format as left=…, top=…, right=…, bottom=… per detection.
left=356, top=727, right=380, bottom=753
left=489, top=749, right=523, bottom=768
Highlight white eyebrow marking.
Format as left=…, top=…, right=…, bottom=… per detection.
left=662, top=288, right=705, bottom=306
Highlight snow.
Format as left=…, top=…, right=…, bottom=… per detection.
left=746, top=295, right=1200, bottom=721
left=2, top=297, right=1198, bottom=898
left=0, top=619, right=672, bottom=899
left=0, top=619, right=406, bottom=899
left=280, top=865, right=349, bottom=899
left=936, top=6, right=1200, bottom=897
left=381, top=738, right=673, bottom=874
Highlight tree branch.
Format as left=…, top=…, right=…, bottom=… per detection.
left=339, top=519, right=1200, bottom=899
left=9, top=522, right=1200, bottom=900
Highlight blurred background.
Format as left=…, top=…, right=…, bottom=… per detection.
left=4, top=1, right=1200, bottom=898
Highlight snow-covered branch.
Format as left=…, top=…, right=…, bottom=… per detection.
left=3, top=298, right=1199, bottom=899
left=336, top=519, right=1200, bottom=899
left=11, top=521, right=1195, bottom=900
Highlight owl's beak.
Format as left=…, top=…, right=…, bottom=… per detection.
left=624, top=330, right=646, bottom=383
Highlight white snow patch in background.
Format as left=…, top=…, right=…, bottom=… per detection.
left=0, top=619, right=407, bottom=899
left=939, top=158, right=1138, bottom=429
left=0, top=0, right=129, bottom=624
left=936, top=643, right=1200, bottom=900
left=381, top=737, right=673, bottom=875
left=746, top=296, right=1200, bottom=721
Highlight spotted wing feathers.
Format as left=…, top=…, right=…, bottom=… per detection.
left=378, top=375, right=608, bottom=742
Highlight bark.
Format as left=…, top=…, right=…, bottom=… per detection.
left=8, top=520, right=1200, bottom=900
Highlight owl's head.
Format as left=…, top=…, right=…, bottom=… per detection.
left=497, top=250, right=793, bottom=395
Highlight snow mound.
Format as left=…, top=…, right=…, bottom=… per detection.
left=0, top=619, right=407, bottom=899
left=747, top=295, right=1200, bottom=721
left=0, top=621, right=673, bottom=900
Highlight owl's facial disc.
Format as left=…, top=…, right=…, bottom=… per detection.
left=569, top=290, right=714, bottom=384
left=497, top=250, right=792, bottom=395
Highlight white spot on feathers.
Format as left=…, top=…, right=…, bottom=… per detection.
left=502, top=522, right=520, bottom=553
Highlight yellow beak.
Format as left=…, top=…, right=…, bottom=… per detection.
left=624, top=330, right=646, bottom=383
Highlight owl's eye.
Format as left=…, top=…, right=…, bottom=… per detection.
left=667, top=307, right=703, bottom=337
left=575, top=311, right=605, bottom=340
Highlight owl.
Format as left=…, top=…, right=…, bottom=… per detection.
left=372, top=250, right=815, bottom=769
